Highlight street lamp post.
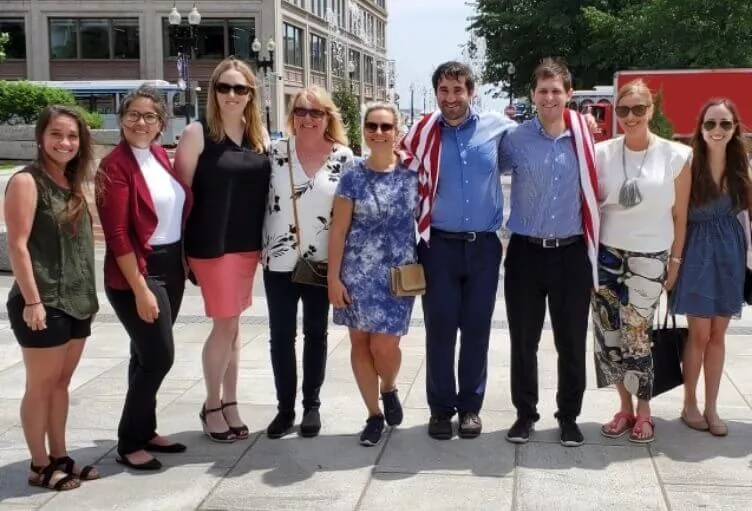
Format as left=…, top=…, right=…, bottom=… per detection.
left=169, top=3, right=201, bottom=125
left=347, top=61, right=356, bottom=94
left=507, top=62, right=516, bottom=106
left=251, top=36, right=276, bottom=134
left=409, top=83, right=415, bottom=125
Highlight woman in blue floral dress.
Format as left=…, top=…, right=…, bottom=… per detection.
left=328, top=103, right=419, bottom=447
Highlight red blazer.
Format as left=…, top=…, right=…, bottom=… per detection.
left=96, top=141, right=193, bottom=290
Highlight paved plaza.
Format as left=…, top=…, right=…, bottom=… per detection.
left=0, top=258, right=751, bottom=510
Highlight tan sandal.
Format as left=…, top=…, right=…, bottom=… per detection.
left=28, top=462, right=80, bottom=491
left=680, top=410, right=709, bottom=431
left=601, top=411, right=636, bottom=438
left=704, top=413, right=728, bottom=437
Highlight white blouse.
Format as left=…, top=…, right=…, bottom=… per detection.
left=131, top=146, right=185, bottom=245
left=596, top=136, right=692, bottom=253
left=262, top=137, right=354, bottom=271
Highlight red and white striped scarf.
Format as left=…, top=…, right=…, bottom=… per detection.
left=398, top=108, right=600, bottom=288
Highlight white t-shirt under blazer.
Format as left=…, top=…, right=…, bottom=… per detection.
left=596, top=135, right=692, bottom=253
left=262, top=137, right=354, bottom=272
left=131, top=146, right=186, bottom=246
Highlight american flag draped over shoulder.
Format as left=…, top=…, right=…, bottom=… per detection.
left=564, top=108, right=600, bottom=288
left=396, top=110, right=443, bottom=245
left=398, top=108, right=600, bottom=289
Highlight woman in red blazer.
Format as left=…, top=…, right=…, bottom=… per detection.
left=96, top=85, right=193, bottom=470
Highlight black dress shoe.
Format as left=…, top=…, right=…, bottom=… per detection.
left=300, top=409, right=321, bottom=438
left=428, top=413, right=453, bottom=440
left=115, top=455, right=162, bottom=471
left=458, top=412, right=482, bottom=438
left=266, top=411, right=295, bottom=439
left=145, top=442, right=187, bottom=453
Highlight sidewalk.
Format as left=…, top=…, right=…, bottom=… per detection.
left=0, top=281, right=750, bottom=510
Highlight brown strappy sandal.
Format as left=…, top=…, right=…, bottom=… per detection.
left=50, top=455, right=101, bottom=481
left=28, top=462, right=80, bottom=491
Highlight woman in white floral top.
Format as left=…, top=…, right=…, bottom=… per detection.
left=262, top=85, right=354, bottom=439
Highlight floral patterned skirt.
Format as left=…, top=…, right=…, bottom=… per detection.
left=591, top=245, right=668, bottom=400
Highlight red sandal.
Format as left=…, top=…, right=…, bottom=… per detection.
left=629, top=415, right=655, bottom=444
left=601, top=411, right=636, bottom=438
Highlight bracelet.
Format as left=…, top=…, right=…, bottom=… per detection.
left=24, top=302, right=41, bottom=307
left=669, top=256, right=682, bottom=265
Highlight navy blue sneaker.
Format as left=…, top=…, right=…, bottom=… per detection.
left=359, top=414, right=385, bottom=446
left=381, top=389, right=403, bottom=426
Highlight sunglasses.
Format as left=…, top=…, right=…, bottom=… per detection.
left=364, top=122, right=394, bottom=133
left=123, top=111, right=160, bottom=125
left=293, top=107, right=326, bottom=119
left=615, top=104, right=650, bottom=118
left=215, top=82, right=251, bottom=95
left=702, top=120, right=735, bottom=132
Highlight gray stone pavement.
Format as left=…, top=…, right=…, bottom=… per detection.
left=0, top=262, right=751, bottom=511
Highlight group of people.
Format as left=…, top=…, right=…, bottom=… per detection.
left=4, top=55, right=747, bottom=491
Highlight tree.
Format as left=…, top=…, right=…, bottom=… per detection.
left=0, top=32, right=9, bottom=63
left=649, top=91, right=674, bottom=140
left=331, top=78, right=362, bottom=155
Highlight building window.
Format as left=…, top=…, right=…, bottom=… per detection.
left=163, top=18, right=255, bottom=59
left=363, top=55, right=373, bottom=84
left=283, top=23, right=303, bottom=68
left=348, top=49, right=360, bottom=81
left=49, top=18, right=139, bottom=59
left=310, top=33, right=326, bottom=73
left=0, top=19, right=26, bottom=59
left=311, top=0, right=325, bottom=19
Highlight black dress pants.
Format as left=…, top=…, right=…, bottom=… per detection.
left=106, top=241, right=185, bottom=456
left=504, top=234, right=591, bottom=422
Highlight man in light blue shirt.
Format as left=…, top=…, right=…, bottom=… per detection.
left=418, top=61, right=516, bottom=440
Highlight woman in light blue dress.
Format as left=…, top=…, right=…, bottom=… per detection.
left=671, top=99, right=750, bottom=437
left=328, top=103, right=419, bottom=447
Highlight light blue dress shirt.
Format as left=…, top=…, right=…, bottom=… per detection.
left=500, top=118, right=583, bottom=238
left=431, top=110, right=515, bottom=233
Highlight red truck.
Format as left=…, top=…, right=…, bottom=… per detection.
left=577, top=69, right=752, bottom=142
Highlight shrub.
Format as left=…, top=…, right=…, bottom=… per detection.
left=331, top=78, right=362, bottom=155
left=75, top=107, right=104, bottom=129
left=0, top=81, right=76, bottom=124
left=649, top=90, right=674, bottom=140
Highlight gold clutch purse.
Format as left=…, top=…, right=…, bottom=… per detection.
left=390, top=263, right=426, bottom=297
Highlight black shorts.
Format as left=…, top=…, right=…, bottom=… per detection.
left=7, top=294, right=92, bottom=348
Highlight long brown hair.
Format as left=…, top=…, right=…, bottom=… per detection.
left=689, top=99, right=750, bottom=209
left=205, top=57, right=266, bottom=153
left=35, top=105, right=94, bottom=231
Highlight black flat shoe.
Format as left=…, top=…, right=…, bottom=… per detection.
left=115, top=455, right=162, bottom=471
left=145, top=442, right=187, bottom=454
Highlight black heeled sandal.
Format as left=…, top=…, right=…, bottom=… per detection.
left=200, top=404, right=237, bottom=443
left=221, top=401, right=250, bottom=440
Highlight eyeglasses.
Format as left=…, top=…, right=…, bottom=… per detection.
left=364, top=122, right=394, bottom=133
left=293, top=107, right=326, bottom=119
left=702, top=120, right=735, bottom=132
left=615, top=104, right=650, bottom=118
left=215, top=82, right=251, bottom=95
left=123, top=111, right=160, bottom=125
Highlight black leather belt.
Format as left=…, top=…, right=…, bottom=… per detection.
left=518, top=234, right=582, bottom=248
left=432, top=228, right=496, bottom=242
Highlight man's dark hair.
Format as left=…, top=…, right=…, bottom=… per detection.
left=531, top=57, right=573, bottom=91
left=432, top=61, right=476, bottom=94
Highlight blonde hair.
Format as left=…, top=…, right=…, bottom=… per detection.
left=286, top=85, right=348, bottom=146
left=616, top=79, right=653, bottom=106
left=363, top=102, right=401, bottom=130
left=205, top=57, right=266, bottom=153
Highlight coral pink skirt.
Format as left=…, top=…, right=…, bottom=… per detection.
left=188, top=251, right=260, bottom=318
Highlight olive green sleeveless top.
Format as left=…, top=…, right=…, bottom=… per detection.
left=8, top=164, right=99, bottom=319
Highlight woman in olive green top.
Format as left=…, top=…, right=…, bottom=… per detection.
left=4, top=106, right=99, bottom=491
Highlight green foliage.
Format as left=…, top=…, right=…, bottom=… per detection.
left=0, top=81, right=77, bottom=124
left=0, top=32, right=9, bottom=63
left=75, top=107, right=105, bottom=130
left=649, top=91, right=674, bottom=140
left=470, top=0, right=752, bottom=96
left=331, top=78, right=362, bottom=154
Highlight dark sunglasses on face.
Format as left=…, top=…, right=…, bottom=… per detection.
left=702, top=120, right=735, bottom=131
left=215, top=82, right=251, bottom=95
left=293, top=107, right=326, bottom=119
left=124, top=111, right=160, bottom=125
left=615, top=104, right=650, bottom=118
left=364, top=122, right=394, bottom=133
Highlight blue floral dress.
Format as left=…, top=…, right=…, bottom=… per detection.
left=333, top=160, right=419, bottom=336
left=671, top=194, right=746, bottom=317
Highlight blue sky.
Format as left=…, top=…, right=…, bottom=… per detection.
left=386, top=0, right=505, bottom=113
